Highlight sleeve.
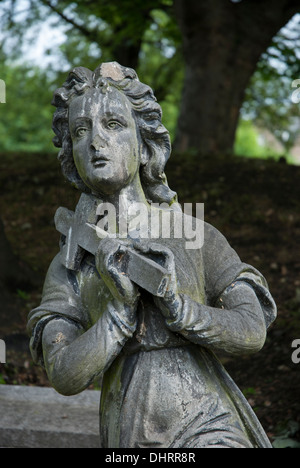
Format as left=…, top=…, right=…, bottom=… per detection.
left=41, top=300, right=137, bottom=395
left=27, top=254, right=86, bottom=366
left=27, top=254, right=137, bottom=368
left=27, top=254, right=138, bottom=395
left=202, top=222, right=276, bottom=328
left=164, top=223, right=277, bottom=355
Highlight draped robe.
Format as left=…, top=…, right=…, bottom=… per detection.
left=28, top=202, right=276, bottom=448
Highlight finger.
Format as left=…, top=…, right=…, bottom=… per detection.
left=97, top=238, right=129, bottom=268
left=133, top=241, right=173, bottom=259
left=99, top=237, right=123, bottom=256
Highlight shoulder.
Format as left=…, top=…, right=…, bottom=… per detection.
left=203, top=221, right=234, bottom=246
left=201, top=222, right=246, bottom=303
left=202, top=221, right=241, bottom=263
left=45, top=252, right=69, bottom=280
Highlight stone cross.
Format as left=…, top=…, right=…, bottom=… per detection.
left=54, top=193, right=170, bottom=297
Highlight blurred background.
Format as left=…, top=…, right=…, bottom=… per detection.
left=0, top=0, right=300, bottom=447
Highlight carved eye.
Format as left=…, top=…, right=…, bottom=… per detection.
left=107, top=120, right=123, bottom=130
left=75, top=127, right=87, bottom=138
left=145, top=111, right=159, bottom=121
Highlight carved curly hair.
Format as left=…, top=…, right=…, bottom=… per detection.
left=51, top=62, right=178, bottom=207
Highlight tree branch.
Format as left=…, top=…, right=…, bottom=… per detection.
left=40, top=0, right=102, bottom=44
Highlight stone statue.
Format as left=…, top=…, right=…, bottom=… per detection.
left=27, top=62, right=277, bottom=448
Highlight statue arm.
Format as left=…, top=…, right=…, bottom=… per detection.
left=164, top=282, right=268, bottom=355
left=151, top=224, right=276, bottom=355
left=41, top=300, right=137, bottom=396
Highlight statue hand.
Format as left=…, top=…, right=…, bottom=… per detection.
left=134, top=242, right=182, bottom=321
left=96, top=237, right=140, bottom=309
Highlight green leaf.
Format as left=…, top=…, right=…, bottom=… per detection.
left=273, top=437, right=300, bottom=449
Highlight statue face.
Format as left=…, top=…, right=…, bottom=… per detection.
left=69, top=87, right=140, bottom=196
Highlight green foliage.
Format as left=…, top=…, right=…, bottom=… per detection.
left=16, top=289, right=31, bottom=301
left=0, top=374, right=6, bottom=385
left=137, top=8, right=183, bottom=141
left=0, top=62, right=56, bottom=153
left=242, top=70, right=300, bottom=155
left=242, top=387, right=256, bottom=398
left=0, top=1, right=183, bottom=152
left=241, top=15, right=300, bottom=156
left=272, top=421, right=300, bottom=449
left=234, top=119, right=297, bottom=163
left=0, top=1, right=300, bottom=157
left=234, top=119, right=274, bottom=159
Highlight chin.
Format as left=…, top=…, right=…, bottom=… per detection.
left=86, top=177, right=129, bottom=197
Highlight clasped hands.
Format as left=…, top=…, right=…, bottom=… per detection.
left=95, top=237, right=182, bottom=324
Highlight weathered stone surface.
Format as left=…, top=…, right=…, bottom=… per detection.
left=55, top=196, right=170, bottom=297
left=0, top=385, right=100, bottom=448
left=27, top=61, right=277, bottom=449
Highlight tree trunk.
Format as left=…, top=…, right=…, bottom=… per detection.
left=173, top=0, right=300, bottom=155
left=113, top=36, right=143, bottom=71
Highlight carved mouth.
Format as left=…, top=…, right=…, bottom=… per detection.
left=91, top=153, right=109, bottom=167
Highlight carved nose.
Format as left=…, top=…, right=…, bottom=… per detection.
left=91, top=134, right=106, bottom=151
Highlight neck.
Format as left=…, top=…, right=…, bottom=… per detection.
left=106, top=173, right=148, bottom=208
left=94, top=174, right=151, bottom=237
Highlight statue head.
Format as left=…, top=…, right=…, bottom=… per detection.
left=52, top=62, right=178, bottom=206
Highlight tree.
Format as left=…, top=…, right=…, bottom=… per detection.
left=0, top=0, right=183, bottom=143
left=173, top=0, right=300, bottom=155
left=0, top=0, right=173, bottom=70
left=241, top=15, right=300, bottom=155
left=1, top=0, right=300, bottom=155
